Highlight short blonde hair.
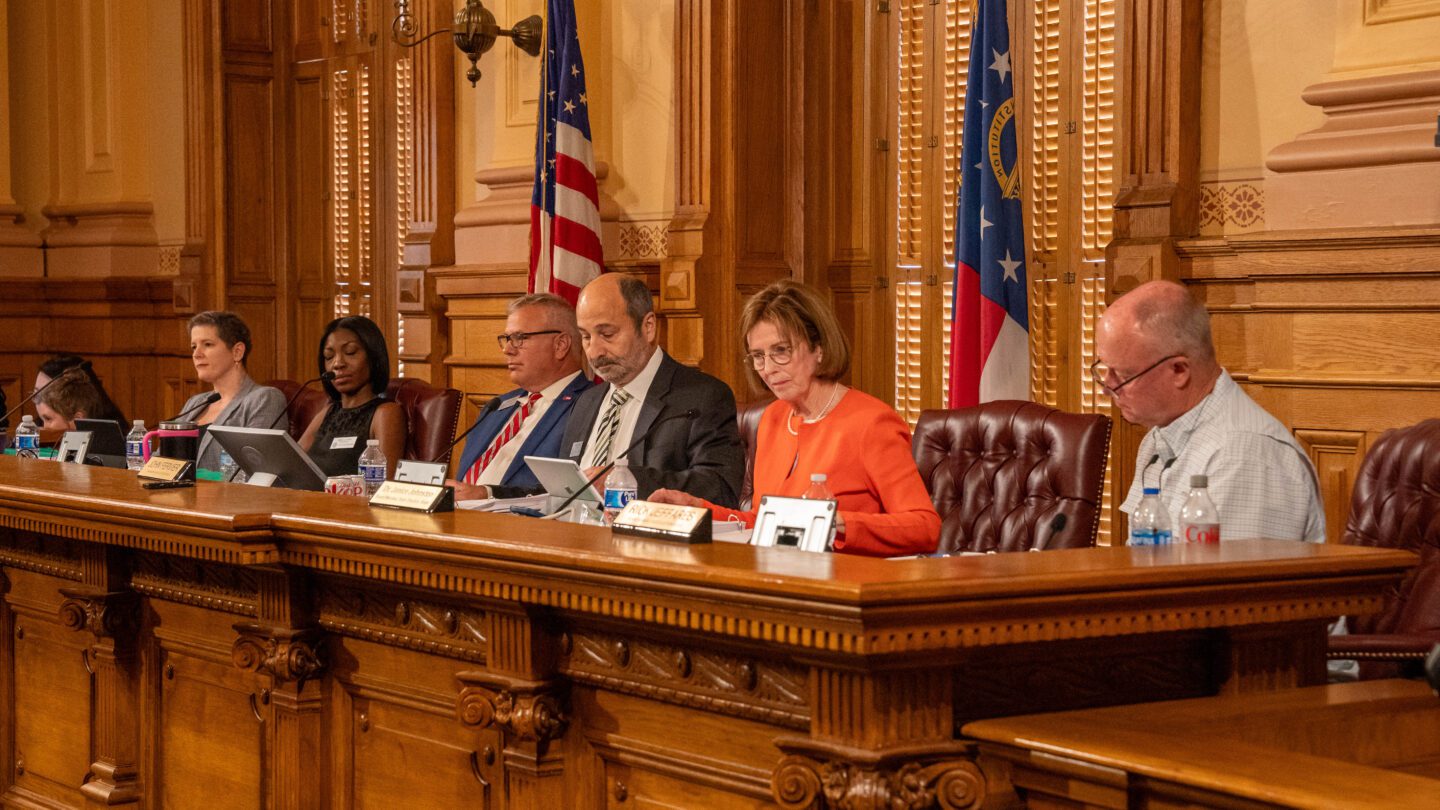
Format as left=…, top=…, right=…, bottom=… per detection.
left=739, top=279, right=850, bottom=391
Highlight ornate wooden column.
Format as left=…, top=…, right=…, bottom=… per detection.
left=230, top=568, right=324, bottom=810
left=771, top=667, right=986, bottom=810
left=56, top=548, right=141, bottom=806
left=455, top=605, right=569, bottom=808
left=1104, top=0, right=1203, bottom=508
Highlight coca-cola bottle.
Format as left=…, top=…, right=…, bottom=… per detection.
left=1178, top=474, right=1221, bottom=544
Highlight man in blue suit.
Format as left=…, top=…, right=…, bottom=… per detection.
left=447, top=293, right=593, bottom=501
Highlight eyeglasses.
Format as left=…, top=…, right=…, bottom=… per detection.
left=496, top=330, right=561, bottom=350
left=746, top=345, right=794, bottom=369
left=1089, top=354, right=1181, bottom=395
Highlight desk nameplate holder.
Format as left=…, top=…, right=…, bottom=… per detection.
left=369, top=480, right=455, bottom=513
left=612, top=501, right=712, bottom=544
left=137, top=457, right=193, bottom=482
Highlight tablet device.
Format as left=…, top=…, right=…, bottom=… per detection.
left=207, top=425, right=329, bottom=491
left=75, top=418, right=129, bottom=468
left=523, top=456, right=603, bottom=506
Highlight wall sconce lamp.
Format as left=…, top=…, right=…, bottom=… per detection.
left=392, top=0, right=542, bottom=86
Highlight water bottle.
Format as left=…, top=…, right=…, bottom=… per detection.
left=358, top=439, right=386, bottom=497
left=1179, top=474, right=1221, bottom=544
left=801, top=473, right=834, bottom=501
left=13, top=415, right=39, bottom=459
left=125, top=420, right=147, bottom=470
left=218, top=449, right=239, bottom=481
left=1128, top=487, right=1173, bottom=546
left=603, top=459, right=638, bottom=524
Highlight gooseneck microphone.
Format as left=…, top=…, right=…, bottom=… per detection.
left=266, top=371, right=335, bottom=431
left=1140, top=452, right=1176, bottom=489
left=547, top=407, right=699, bottom=517
left=0, top=360, right=92, bottom=427
left=166, top=392, right=221, bottom=423
left=1034, top=513, right=1068, bottom=551
left=428, top=396, right=497, bottom=464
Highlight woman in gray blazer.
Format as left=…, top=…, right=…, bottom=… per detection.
left=178, top=311, right=288, bottom=473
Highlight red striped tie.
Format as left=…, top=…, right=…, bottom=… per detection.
left=464, top=392, right=543, bottom=485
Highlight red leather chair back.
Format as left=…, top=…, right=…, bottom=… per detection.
left=736, top=398, right=773, bottom=511
left=912, top=400, right=1111, bottom=554
left=385, top=378, right=464, bottom=463
left=1343, top=419, right=1440, bottom=645
left=267, top=379, right=329, bottom=442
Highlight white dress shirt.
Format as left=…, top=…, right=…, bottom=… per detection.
left=476, top=371, right=583, bottom=486
left=582, top=348, right=664, bottom=468
left=1120, top=369, right=1326, bottom=543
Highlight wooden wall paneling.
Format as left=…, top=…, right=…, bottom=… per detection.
left=1105, top=0, right=1202, bottom=537
left=291, top=60, right=330, bottom=381
left=181, top=0, right=219, bottom=314
left=810, top=0, right=892, bottom=400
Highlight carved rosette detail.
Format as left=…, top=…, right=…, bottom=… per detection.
left=230, top=625, right=325, bottom=688
left=771, top=755, right=984, bottom=810
left=456, top=684, right=568, bottom=744
left=57, top=589, right=139, bottom=640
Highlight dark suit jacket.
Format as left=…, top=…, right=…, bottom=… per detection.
left=456, top=372, right=593, bottom=498
left=560, top=352, right=744, bottom=508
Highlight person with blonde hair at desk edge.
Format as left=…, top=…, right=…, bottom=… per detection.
left=650, top=279, right=940, bottom=557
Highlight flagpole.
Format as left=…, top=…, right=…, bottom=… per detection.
left=537, top=3, right=553, bottom=292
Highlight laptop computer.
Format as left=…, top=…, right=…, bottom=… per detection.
left=74, top=418, right=129, bottom=468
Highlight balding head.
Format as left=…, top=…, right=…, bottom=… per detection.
left=576, top=274, right=658, bottom=386
left=1095, top=281, right=1222, bottom=427
left=1105, top=281, right=1216, bottom=366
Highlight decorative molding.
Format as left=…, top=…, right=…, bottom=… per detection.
left=0, top=511, right=277, bottom=566
left=231, top=623, right=325, bottom=688
left=131, top=553, right=259, bottom=616
left=57, top=587, right=140, bottom=640
left=1364, top=0, right=1440, bottom=26
left=0, top=532, right=83, bottom=580
left=560, top=629, right=809, bottom=729
left=615, top=222, right=669, bottom=261
left=771, top=745, right=985, bottom=810
left=317, top=582, right=487, bottom=661
left=1198, top=181, right=1264, bottom=233
left=456, top=673, right=568, bottom=750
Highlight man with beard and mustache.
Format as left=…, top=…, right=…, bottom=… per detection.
left=561, top=273, right=745, bottom=507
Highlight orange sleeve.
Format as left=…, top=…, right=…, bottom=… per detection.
left=831, top=411, right=940, bottom=557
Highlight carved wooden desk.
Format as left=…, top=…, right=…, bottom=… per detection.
left=0, top=457, right=1415, bottom=809
left=964, top=679, right=1440, bottom=808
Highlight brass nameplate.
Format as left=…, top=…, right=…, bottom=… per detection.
left=369, top=481, right=455, bottom=513
left=138, top=456, right=192, bottom=482
left=612, top=501, right=712, bottom=544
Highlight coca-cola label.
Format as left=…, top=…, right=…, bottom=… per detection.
left=1183, top=524, right=1220, bottom=544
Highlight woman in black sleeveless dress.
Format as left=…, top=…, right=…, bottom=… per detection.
left=298, top=316, right=407, bottom=478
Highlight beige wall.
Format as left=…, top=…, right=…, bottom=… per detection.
left=453, top=0, right=676, bottom=267
left=1199, top=0, right=1440, bottom=235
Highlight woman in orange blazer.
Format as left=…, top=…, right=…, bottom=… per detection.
left=651, top=280, right=939, bottom=557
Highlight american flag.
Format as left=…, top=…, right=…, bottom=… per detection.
left=948, top=0, right=1029, bottom=408
left=529, top=0, right=603, bottom=304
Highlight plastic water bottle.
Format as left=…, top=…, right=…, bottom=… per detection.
left=13, top=415, right=39, bottom=459
left=1179, top=475, right=1221, bottom=544
left=218, top=449, right=239, bottom=481
left=801, top=473, right=834, bottom=501
left=1128, top=487, right=1173, bottom=546
left=358, top=439, right=386, bottom=497
left=603, top=459, right=638, bottom=524
left=125, top=420, right=147, bottom=470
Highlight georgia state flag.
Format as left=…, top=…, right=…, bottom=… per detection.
left=948, top=0, right=1029, bottom=408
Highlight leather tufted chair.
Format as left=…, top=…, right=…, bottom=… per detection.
left=267, top=379, right=329, bottom=442
left=268, top=378, right=463, bottom=464
left=912, top=400, right=1112, bottom=554
left=736, top=398, right=773, bottom=511
left=1330, top=419, right=1440, bottom=679
left=384, top=378, right=463, bottom=464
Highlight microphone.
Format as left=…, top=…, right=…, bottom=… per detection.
left=266, top=372, right=334, bottom=431
left=429, top=397, right=493, bottom=464
left=1034, top=512, right=1068, bottom=551
left=1, top=360, right=92, bottom=426
left=165, top=392, right=221, bottom=423
left=1140, top=452, right=1176, bottom=489
left=548, top=407, right=699, bottom=517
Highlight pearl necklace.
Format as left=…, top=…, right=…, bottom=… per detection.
left=786, top=384, right=844, bottom=436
